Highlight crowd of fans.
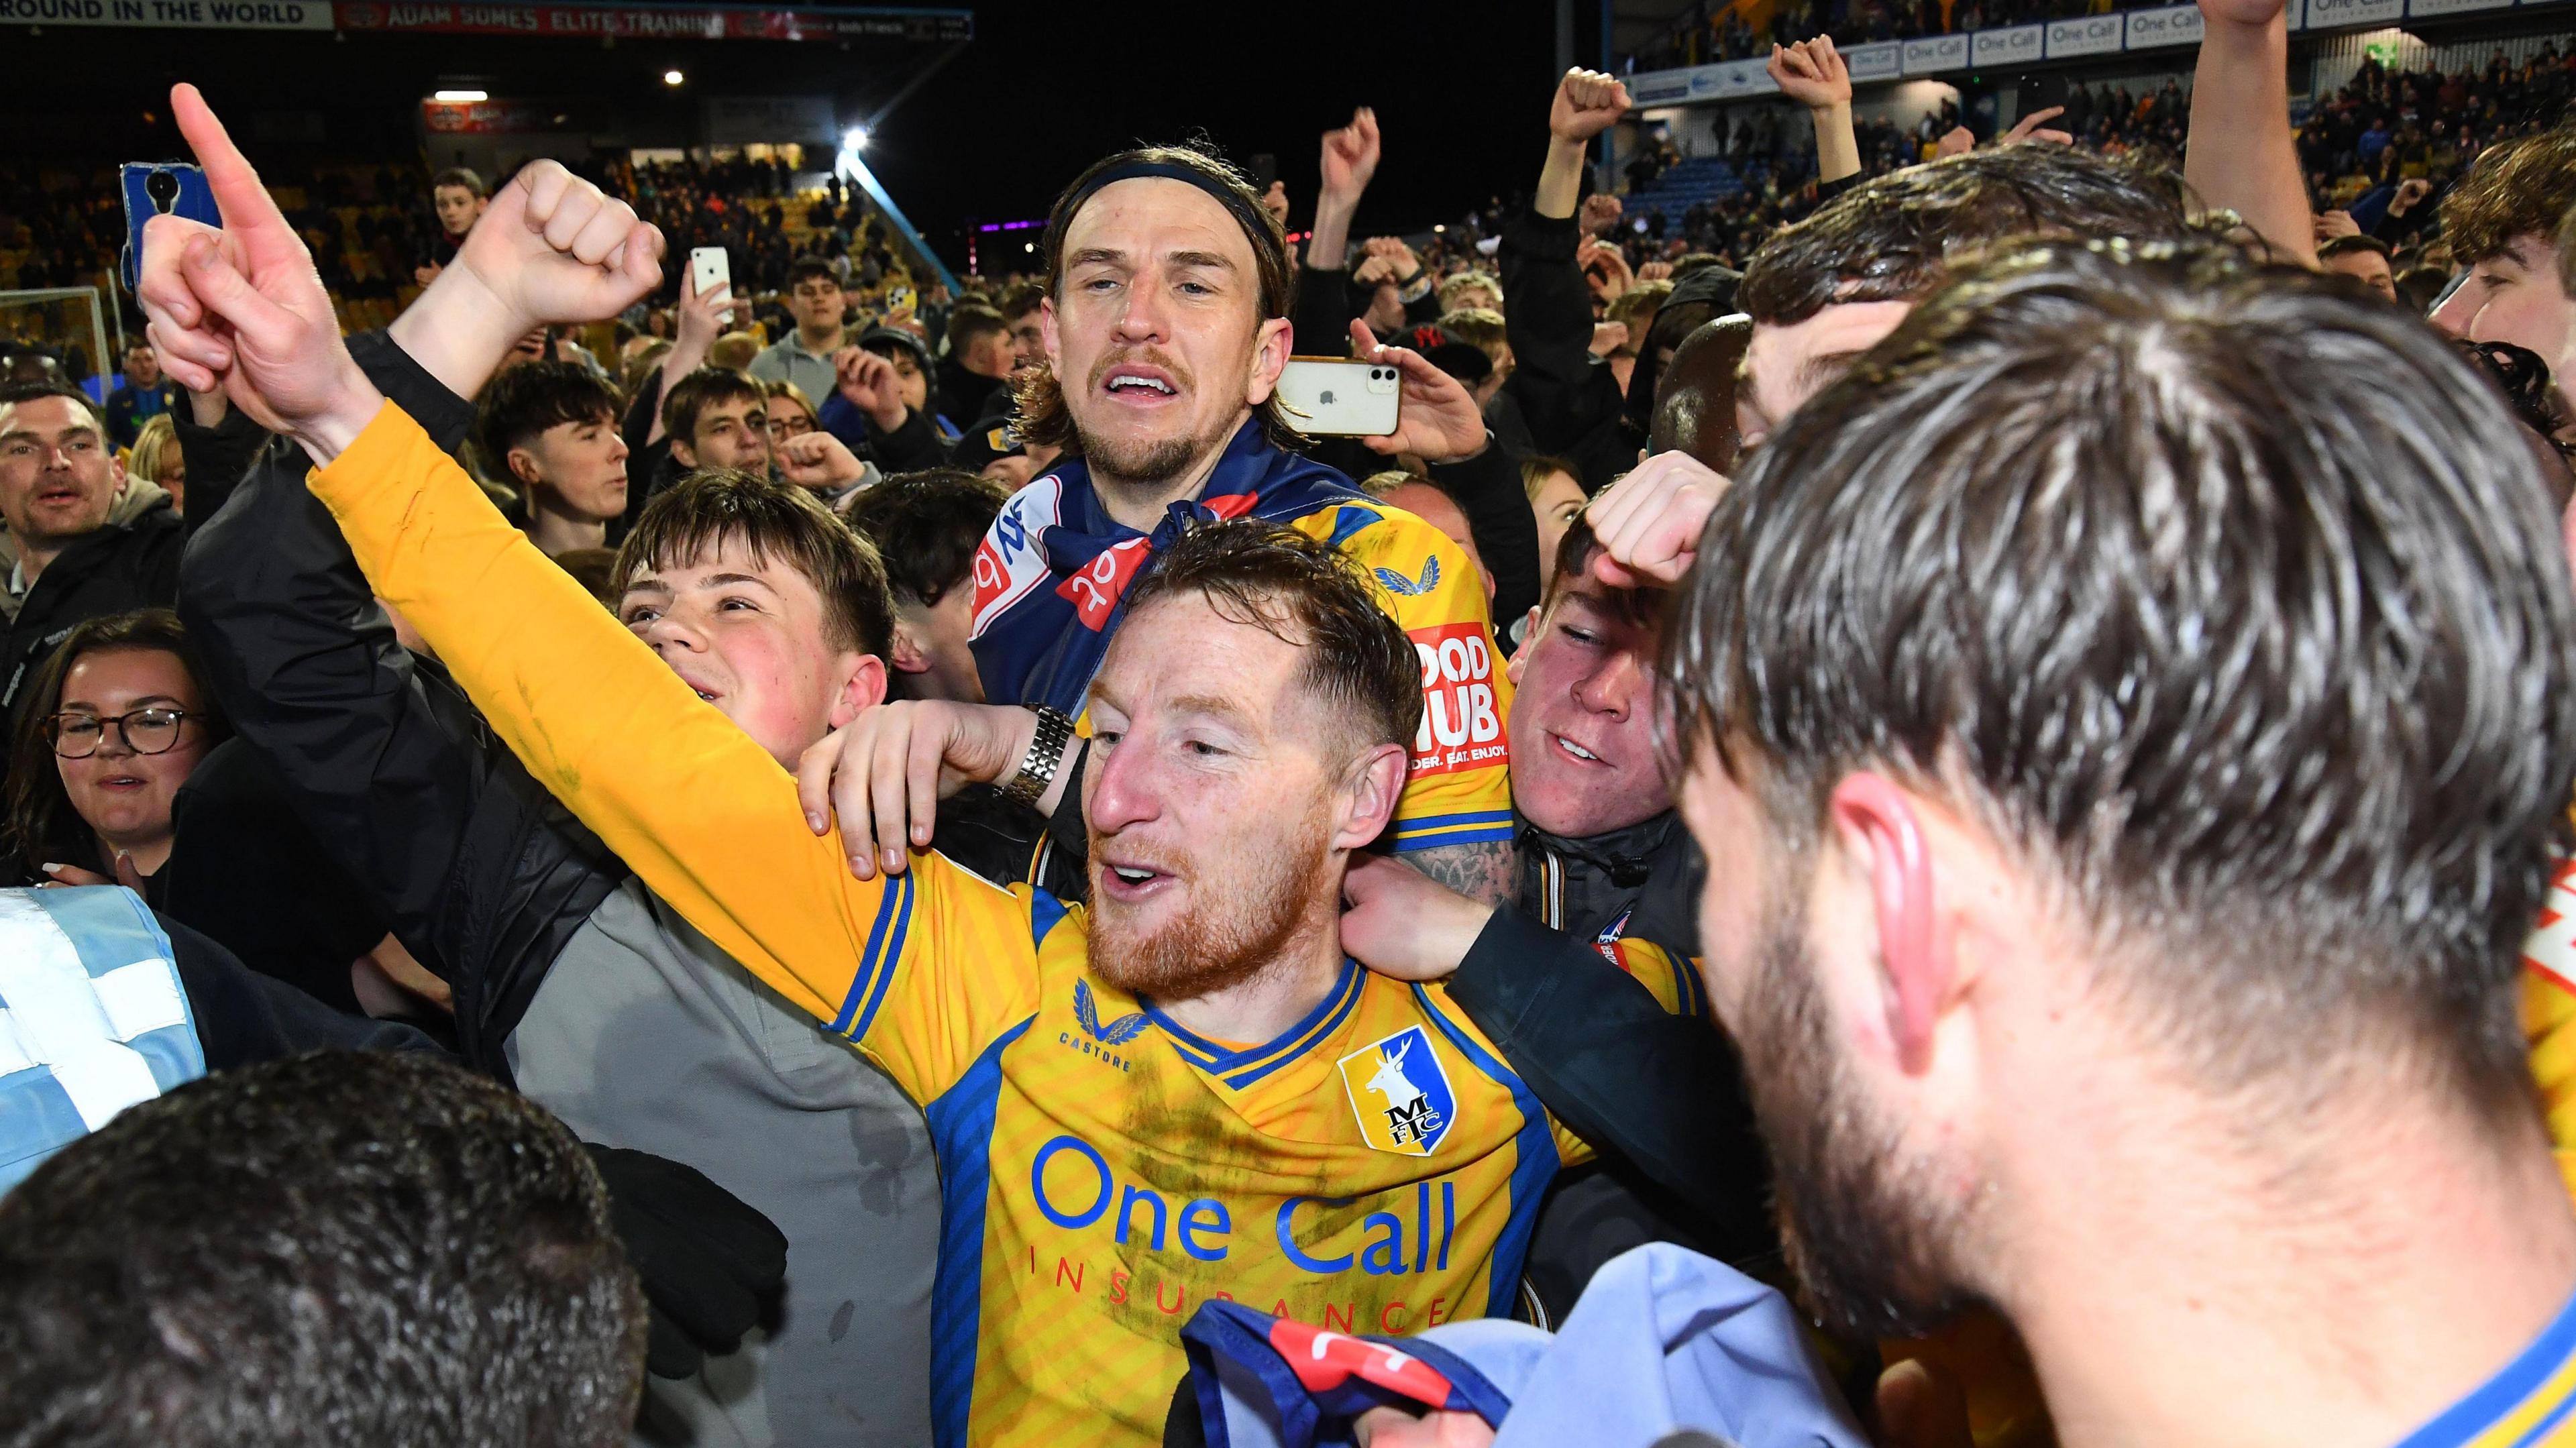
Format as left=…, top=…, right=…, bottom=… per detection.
left=14, top=3, right=2576, bottom=1445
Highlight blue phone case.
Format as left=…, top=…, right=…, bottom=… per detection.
left=120, top=162, right=223, bottom=294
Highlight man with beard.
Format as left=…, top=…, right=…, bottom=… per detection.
left=967, top=143, right=1519, bottom=905
left=1658, top=240, right=2576, bottom=1445
left=1333, top=240, right=2576, bottom=1448
left=142, top=105, right=1701, bottom=1448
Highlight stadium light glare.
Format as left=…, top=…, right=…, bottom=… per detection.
left=845, top=126, right=869, bottom=151
left=663, top=69, right=685, bottom=87
left=433, top=89, right=488, bottom=103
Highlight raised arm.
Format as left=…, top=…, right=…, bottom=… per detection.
left=1770, top=40, right=1859, bottom=188
left=138, top=85, right=875, bottom=1027
left=2185, top=0, right=2318, bottom=268
left=1505, top=72, right=1633, bottom=402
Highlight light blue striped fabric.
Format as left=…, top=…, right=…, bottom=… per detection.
left=0, top=887, right=201, bottom=1194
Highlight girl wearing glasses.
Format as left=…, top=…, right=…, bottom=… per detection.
left=2, top=609, right=227, bottom=900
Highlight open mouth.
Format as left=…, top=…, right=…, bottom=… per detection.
left=1097, top=858, right=1176, bottom=902
left=1101, top=365, right=1180, bottom=403
left=1552, top=733, right=1605, bottom=765
left=95, top=775, right=146, bottom=790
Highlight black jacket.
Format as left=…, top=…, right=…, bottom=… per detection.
left=1497, top=209, right=1644, bottom=493
left=1450, top=812, right=1776, bottom=1322
left=0, top=501, right=185, bottom=722
left=178, top=333, right=627, bottom=1080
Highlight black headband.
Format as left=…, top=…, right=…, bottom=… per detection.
left=1058, top=159, right=1281, bottom=284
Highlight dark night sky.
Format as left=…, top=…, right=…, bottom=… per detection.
left=10, top=0, right=1597, bottom=270
left=859, top=0, right=1582, bottom=252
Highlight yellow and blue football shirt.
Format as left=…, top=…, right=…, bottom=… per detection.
left=2390, top=1286, right=2576, bottom=1447
left=965, top=440, right=1517, bottom=858
left=311, top=405, right=1704, bottom=1448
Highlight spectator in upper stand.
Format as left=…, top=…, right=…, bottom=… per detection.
left=2320, top=233, right=2400, bottom=300
left=0, top=608, right=224, bottom=898
left=998, top=280, right=1049, bottom=372
left=413, top=166, right=487, bottom=289
left=2432, top=126, right=2576, bottom=366
left=125, top=413, right=184, bottom=518
left=0, top=1052, right=649, bottom=1448
left=938, top=302, right=1015, bottom=423
left=0, top=382, right=186, bottom=730
left=747, top=256, right=851, bottom=408
left=476, top=361, right=631, bottom=558
left=843, top=468, right=1010, bottom=703
left=103, top=339, right=177, bottom=449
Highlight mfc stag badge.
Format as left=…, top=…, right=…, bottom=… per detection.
left=1336, top=1027, right=1458, bottom=1157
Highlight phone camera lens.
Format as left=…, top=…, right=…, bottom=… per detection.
left=144, top=168, right=180, bottom=213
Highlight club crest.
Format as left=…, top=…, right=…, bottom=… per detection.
left=1336, top=1027, right=1457, bottom=1156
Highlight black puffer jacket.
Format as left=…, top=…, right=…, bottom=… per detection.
left=178, top=334, right=627, bottom=1080
left=0, top=496, right=185, bottom=723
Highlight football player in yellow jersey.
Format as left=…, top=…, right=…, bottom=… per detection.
left=135, top=92, right=1703, bottom=1448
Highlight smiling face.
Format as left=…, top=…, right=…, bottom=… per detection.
left=1041, top=177, right=1292, bottom=490
left=0, top=393, right=122, bottom=550
left=52, top=647, right=211, bottom=859
left=616, top=535, right=879, bottom=766
left=1080, top=593, right=1367, bottom=1001
left=1508, top=572, right=1670, bottom=838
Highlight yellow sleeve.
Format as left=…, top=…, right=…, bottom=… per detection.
left=1320, top=507, right=1517, bottom=854
left=2524, top=856, right=2576, bottom=1199
left=307, top=402, right=1038, bottom=1100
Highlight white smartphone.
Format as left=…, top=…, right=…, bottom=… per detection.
left=1275, top=356, right=1400, bottom=437
left=689, top=246, right=730, bottom=299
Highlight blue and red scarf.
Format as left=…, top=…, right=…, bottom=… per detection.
left=969, top=419, right=1370, bottom=714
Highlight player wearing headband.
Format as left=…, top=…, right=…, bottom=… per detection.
left=136, top=95, right=1707, bottom=1448
left=961, top=141, right=1523, bottom=899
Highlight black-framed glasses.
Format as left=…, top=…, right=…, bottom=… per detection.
left=46, top=708, right=193, bottom=759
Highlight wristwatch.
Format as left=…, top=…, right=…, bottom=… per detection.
left=999, top=706, right=1077, bottom=810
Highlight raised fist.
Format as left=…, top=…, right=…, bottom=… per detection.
left=1550, top=69, right=1631, bottom=145
left=1768, top=39, right=1851, bottom=111
left=1580, top=191, right=1624, bottom=239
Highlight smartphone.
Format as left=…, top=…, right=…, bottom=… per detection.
left=1275, top=357, right=1401, bottom=437
left=120, top=162, right=222, bottom=293
left=689, top=246, right=731, bottom=299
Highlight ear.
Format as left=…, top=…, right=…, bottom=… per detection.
left=1244, top=315, right=1295, bottom=407
left=668, top=435, right=698, bottom=469
left=1505, top=605, right=1542, bottom=683
left=888, top=618, right=933, bottom=676
left=107, top=451, right=129, bottom=501
left=828, top=652, right=890, bottom=730
left=1331, top=742, right=1409, bottom=853
left=1038, top=294, right=1062, bottom=375
left=505, top=445, right=543, bottom=488
left=1827, top=772, right=1947, bottom=1077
